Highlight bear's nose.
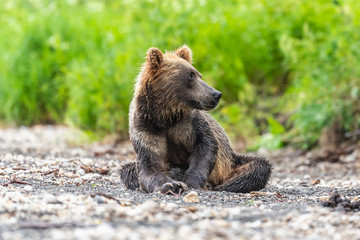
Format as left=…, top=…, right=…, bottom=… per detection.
left=212, top=91, right=222, bottom=101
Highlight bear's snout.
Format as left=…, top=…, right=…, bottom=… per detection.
left=200, top=89, right=222, bottom=111
left=212, top=91, right=222, bottom=102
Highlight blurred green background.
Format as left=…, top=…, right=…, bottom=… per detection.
left=0, top=0, right=359, bottom=149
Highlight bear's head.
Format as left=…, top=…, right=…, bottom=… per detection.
left=137, top=46, right=222, bottom=110
left=135, top=46, right=222, bottom=128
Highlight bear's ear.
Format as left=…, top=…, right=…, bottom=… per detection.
left=175, top=45, right=192, bottom=63
left=147, top=47, right=163, bottom=70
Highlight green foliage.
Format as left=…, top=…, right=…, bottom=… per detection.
left=0, top=0, right=359, bottom=147
left=251, top=117, right=285, bottom=151
left=0, top=9, right=69, bottom=124
left=279, top=0, right=360, bottom=148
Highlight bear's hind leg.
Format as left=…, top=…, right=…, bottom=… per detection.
left=120, top=162, right=139, bottom=190
left=214, top=154, right=271, bottom=193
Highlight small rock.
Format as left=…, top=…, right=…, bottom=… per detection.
left=187, top=206, right=198, bottom=212
left=319, top=195, right=329, bottom=202
left=352, top=195, right=360, bottom=202
left=73, top=178, right=83, bottom=185
left=82, top=173, right=102, bottom=181
left=23, top=185, right=33, bottom=192
left=43, top=194, right=57, bottom=203
left=94, top=195, right=106, bottom=204
left=77, top=169, right=86, bottom=176
left=183, top=191, right=200, bottom=203
left=335, top=203, right=346, bottom=212
left=311, top=179, right=321, bottom=186
left=139, top=200, right=158, bottom=212
left=250, top=191, right=275, bottom=196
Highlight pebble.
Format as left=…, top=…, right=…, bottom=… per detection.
left=139, top=200, right=158, bottom=211
left=76, top=169, right=86, bottom=176
left=303, top=175, right=310, bottom=180
left=94, top=195, right=106, bottom=204
left=43, top=194, right=57, bottom=203
left=23, top=185, right=33, bottom=192
left=73, top=178, right=83, bottom=185
left=81, top=173, right=102, bottom=181
left=183, top=191, right=200, bottom=203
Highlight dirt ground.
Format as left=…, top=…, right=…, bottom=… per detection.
left=0, top=126, right=360, bottom=240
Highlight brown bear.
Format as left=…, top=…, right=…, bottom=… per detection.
left=120, top=46, right=271, bottom=194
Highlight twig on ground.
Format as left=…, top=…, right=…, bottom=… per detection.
left=19, top=221, right=89, bottom=229
left=12, top=167, right=27, bottom=171
left=62, top=158, right=81, bottom=163
left=42, top=169, right=59, bottom=176
left=250, top=191, right=276, bottom=196
left=67, top=159, right=110, bottom=175
left=89, top=192, right=133, bottom=206
left=94, top=149, right=115, bottom=157
left=1, top=175, right=32, bottom=186
left=81, top=165, right=109, bottom=175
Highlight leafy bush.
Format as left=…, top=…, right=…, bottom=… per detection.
left=0, top=0, right=359, bottom=147
left=279, top=0, right=360, bottom=148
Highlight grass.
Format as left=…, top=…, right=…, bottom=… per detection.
left=0, top=0, right=359, bottom=148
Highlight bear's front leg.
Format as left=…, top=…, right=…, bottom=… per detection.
left=134, top=140, right=188, bottom=194
left=137, top=161, right=188, bottom=194
left=182, top=139, right=218, bottom=189
left=131, top=129, right=189, bottom=194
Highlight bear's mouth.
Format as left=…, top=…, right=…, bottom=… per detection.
left=187, top=100, right=219, bottom=111
left=201, top=101, right=219, bottom=111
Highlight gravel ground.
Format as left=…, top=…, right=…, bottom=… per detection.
left=1, top=126, right=360, bottom=240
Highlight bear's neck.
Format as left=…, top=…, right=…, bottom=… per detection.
left=136, top=93, right=187, bottom=131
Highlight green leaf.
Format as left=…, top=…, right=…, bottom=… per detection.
left=267, top=117, right=285, bottom=135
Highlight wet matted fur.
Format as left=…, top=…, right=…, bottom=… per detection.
left=120, top=46, right=272, bottom=193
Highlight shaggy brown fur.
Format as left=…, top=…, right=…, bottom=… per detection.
left=120, top=46, right=272, bottom=194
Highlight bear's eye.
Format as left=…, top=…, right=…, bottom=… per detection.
left=186, top=72, right=196, bottom=88
left=188, top=72, right=195, bottom=81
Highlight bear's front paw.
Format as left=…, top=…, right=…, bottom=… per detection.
left=158, top=181, right=188, bottom=195
left=183, top=177, right=204, bottom=189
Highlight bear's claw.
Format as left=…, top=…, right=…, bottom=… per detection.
left=160, top=181, right=188, bottom=195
